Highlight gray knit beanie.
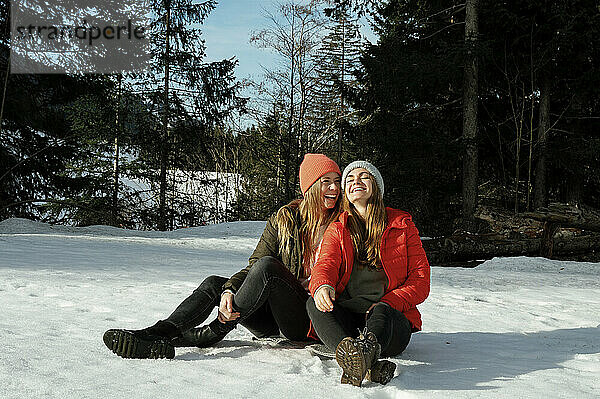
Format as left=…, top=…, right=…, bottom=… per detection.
left=342, top=161, right=384, bottom=196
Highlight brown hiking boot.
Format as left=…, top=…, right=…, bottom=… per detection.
left=367, top=359, right=397, bottom=385
left=335, top=328, right=396, bottom=387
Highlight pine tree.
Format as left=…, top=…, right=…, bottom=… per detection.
left=312, top=2, right=364, bottom=163
left=234, top=111, right=288, bottom=220
left=63, top=78, right=157, bottom=227
left=0, top=64, right=119, bottom=223
left=477, top=0, right=600, bottom=211
left=343, top=0, right=465, bottom=234
left=132, top=0, right=245, bottom=230
left=461, top=0, right=479, bottom=228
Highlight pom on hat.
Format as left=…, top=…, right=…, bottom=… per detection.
left=299, top=154, right=341, bottom=195
left=341, top=161, right=384, bottom=195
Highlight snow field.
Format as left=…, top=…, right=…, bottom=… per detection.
left=0, top=218, right=598, bottom=398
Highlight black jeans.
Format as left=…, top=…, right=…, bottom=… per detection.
left=165, top=256, right=310, bottom=341
left=306, top=297, right=412, bottom=357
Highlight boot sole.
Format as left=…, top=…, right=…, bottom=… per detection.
left=336, top=337, right=367, bottom=387
left=368, top=359, right=396, bottom=385
left=103, top=329, right=175, bottom=359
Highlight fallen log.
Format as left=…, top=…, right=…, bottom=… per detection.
left=435, top=203, right=600, bottom=266
left=475, top=203, right=600, bottom=236
left=474, top=205, right=544, bottom=238
left=422, top=232, right=600, bottom=266
left=520, top=203, right=600, bottom=233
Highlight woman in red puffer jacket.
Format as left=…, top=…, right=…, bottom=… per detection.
left=307, top=161, right=430, bottom=387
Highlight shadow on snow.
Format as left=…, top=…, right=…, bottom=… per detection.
left=392, top=326, right=600, bottom=391
left=170, top=326, right=599, bottom=391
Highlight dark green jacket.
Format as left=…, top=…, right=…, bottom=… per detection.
left=222, top=206, right=304, bottom=293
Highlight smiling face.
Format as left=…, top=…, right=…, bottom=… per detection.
left=344, top=168, right=373, bottom=206
left=319, top=172, right=341, bottom=209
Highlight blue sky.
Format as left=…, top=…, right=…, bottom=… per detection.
left=201, top=1, right=280, bottom=80
left=201, top=0, right=377, bottom=81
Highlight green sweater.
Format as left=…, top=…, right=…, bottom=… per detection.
left=337, top=262, right=388, bottom=313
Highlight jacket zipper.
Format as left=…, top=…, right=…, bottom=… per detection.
left=380, top=226, right=393, bottom=288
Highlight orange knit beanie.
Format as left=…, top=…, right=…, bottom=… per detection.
left=299, top=153, right=341, bottom=195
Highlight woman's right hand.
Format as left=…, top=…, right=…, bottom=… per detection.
left=218, top=291, right=240, bottom=323
left=314, top=286, right=335, bottom=312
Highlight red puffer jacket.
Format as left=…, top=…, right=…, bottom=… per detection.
left=309, top=208, right=430, bottom=331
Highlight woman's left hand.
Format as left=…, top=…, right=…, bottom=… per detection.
left=218, top=292, right=240, bottom=323
left=314, top=286, right=335, bottom=312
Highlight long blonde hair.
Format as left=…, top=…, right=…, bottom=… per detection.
left=344, top=174, right=387, bottom=269
left=276, top=180, right=341, bottom=262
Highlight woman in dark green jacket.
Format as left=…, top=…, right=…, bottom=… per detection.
left=103, top=154, right=342, bottom=359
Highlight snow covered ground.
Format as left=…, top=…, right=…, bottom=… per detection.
left=1, top=218, right=598, bottom=399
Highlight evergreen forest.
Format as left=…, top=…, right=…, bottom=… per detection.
left=1, top=0, right=599, bottom=256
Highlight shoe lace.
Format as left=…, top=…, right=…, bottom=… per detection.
left=358, top=326, right=369, bottom=341
left=358, top=327, right=379, bottom=349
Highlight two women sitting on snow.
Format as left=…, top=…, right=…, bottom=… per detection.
left=103, top=154, right=430, bottom=387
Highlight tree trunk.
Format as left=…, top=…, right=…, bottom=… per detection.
left=461, top=0, right=479, bottom=229
left=112, top=74, right=122, bottom=227
left=223, top=139, right=228, bottom=222
left=534, top=76, right=550, bottom=209
left=284, top=10, right=296, bottom=204
left=337, top=16, right=346, bottom=165
left=158, top=0, right=171, bottom=231
left=539, top=221, right=560, bottom=258
left=112, top=135, right=119, bottom=226
left=514, top=84, right=526, bottom=213
left=276, top=121, right=282, bottom=206
left=297, top=62, right=307, bottom=157
left=0, top=56, right=9, bottom=138
left=526, top=24, right=535, bottom=211
left=563, top=90, right=583, bottom=206
left=564, top=173, right=583, bottom=205
left=215, top=162, right=219, bottom=223
left=158, top=146, right=168, bottom=230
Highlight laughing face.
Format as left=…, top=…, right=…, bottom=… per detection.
left=344, top=168, right=373, bottom=206
left=319, top=172, right=341, bottom=209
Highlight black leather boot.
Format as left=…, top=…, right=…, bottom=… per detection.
left=103, top=320, right=180, bottom=359
left=172, top=318, right=235, bottom=348
left=172, top=325, right=223, bottom=348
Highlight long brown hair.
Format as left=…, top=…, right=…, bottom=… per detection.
left=276, top=179, right=341, bottom=261
left=344, top=173, right=387, bottom=269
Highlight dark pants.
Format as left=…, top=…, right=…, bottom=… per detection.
left=306, top=297, right=412, bottom=357
left=165, top=256, right=310, bottom=341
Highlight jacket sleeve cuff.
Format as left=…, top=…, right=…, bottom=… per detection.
left=221, top=281, right=238, bottom=294
left=314, top=284, right=335, bottom=297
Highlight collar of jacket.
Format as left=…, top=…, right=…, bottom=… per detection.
left=338, top=207, right=412, bottom=229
